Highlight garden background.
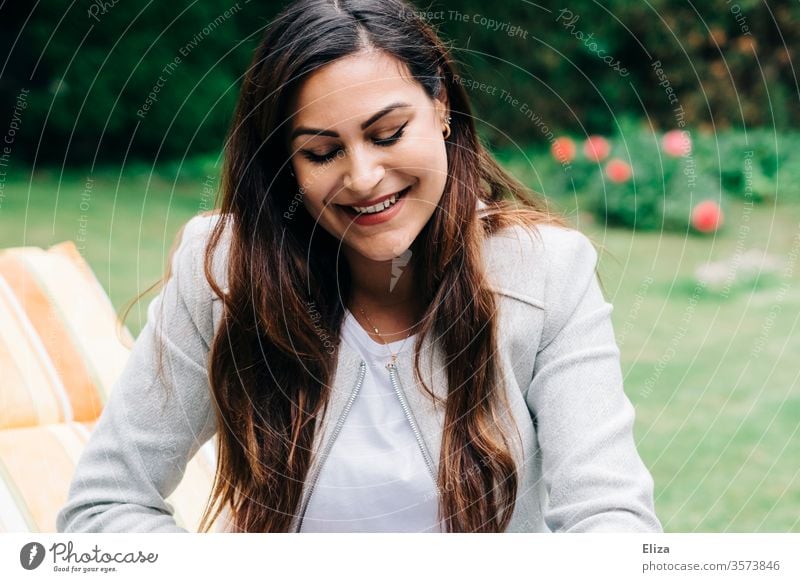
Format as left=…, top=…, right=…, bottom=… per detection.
left=0, top=0, right=798, bottom=532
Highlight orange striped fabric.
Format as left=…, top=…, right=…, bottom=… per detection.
left=0, top=239, right=217, bottom=532
left=0, top=422, right=95, bottom=532
left=0, top=241, right=133, bottom=429
left=0, top=421, right=217, bottom=533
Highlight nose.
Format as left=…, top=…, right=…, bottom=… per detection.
left=342, top=144, right=385, bottom=194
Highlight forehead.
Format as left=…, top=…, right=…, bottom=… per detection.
left=290, top=51, right=425, bottom=127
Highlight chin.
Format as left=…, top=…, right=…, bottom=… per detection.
left=351, top=228, right=416, bottom=258
left=362, top=247, right=410, bottom=263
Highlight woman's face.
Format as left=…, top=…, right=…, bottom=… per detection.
left=286, top=50, right=449, bottom=263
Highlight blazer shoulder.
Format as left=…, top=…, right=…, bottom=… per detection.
left=173, top=212, right=232, bottom=298
left=482, top=223, right=597, bottom=309
left=164, top=213, right=232, bottom=349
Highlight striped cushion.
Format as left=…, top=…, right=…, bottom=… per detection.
left=0, top=239, right=217, bottom=532
left=0, top=421, right=217, bottom=533
left=0, top=241, right=133, bottom=429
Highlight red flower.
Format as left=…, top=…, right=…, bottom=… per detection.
left=605, top=158, right=632, bottom=183
left=691, top=201, right=724, bottom=233
left=583, top=135, right=611, bottom=162
left=663, top=130, right=692, bottom=157
left=551, top=136, right=576, bottom=164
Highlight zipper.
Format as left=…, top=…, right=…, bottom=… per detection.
left=387, top=361, right=439, bottom=486
left=296, top=360, right=367, bottom=532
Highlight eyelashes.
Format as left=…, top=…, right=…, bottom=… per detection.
left=301, top=121, right=409, bottom=164
left=374, top=120, right=409, bottom=147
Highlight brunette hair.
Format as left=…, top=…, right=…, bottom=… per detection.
left=175, top=0, right=584, bottom=532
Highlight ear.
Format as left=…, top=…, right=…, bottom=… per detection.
left=433, top=75, right=449, bottom=119
left=434, top=92, right=449, bottom=119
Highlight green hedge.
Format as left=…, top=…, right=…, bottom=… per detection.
left=1, top=0, right=797, bottom=164
left=495, top=125, right=799, bottom=232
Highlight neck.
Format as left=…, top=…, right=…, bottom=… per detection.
left=344, top=247, right=424, bottom=339
left=345, top=245, right=419, bottom=305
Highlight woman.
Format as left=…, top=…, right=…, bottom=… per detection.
left=57, top=0, right=661, bottom=533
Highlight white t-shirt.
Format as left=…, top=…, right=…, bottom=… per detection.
left=299, top=309, right=442, bottom=532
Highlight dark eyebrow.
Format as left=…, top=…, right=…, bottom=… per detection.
left=290, top=101, right=412, bottom=142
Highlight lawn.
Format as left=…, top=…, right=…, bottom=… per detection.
left=0, top=156, right=797, bottom=532
left=580, top=196, right=800, bottom=533
left=0, top=160, right=219, bottom=335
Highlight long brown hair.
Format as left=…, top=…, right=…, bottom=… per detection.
left=191, top=0, right=580, bottom=532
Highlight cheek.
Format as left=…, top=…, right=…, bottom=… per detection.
left=297, top=168, right=337, bottom=206
left=301, top=192, right=334, bottom=223
left=415, top=142, right=448, bottom=194
left=398, top=135, right=448, bottom=181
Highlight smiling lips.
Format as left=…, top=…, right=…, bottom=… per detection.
left=338, top=185, right=411, bottom=215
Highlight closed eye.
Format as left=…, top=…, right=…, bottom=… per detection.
left=374, top=121, right=408, bottom=146
left=300, top=121, right=409, bottom=164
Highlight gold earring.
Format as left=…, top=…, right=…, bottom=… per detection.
left=442, top=114, right=452, bottom=139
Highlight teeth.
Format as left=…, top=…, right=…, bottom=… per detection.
left=352, top=193, right=399, bottom=214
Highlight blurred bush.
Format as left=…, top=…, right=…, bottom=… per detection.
left=496, top=124, right=796, bottom=232
left=0, top=0, right=797, bottom=164
left=693, top=129, right=800, bottom=203
left=0, top=1, right=278, bottom=165
left=442, top=0, right=799, bottom=146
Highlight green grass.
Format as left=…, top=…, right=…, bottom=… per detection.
left=1, top=156, right=798, bottom=532
left=563, top=195, right=800, bottom=533
left=0, top=160, right=219, bottom=336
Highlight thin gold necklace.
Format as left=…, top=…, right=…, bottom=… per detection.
left=357, top=306, right=414, bottom=369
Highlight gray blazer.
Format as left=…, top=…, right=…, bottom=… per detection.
left=57, top=209, right=663, bottom=533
